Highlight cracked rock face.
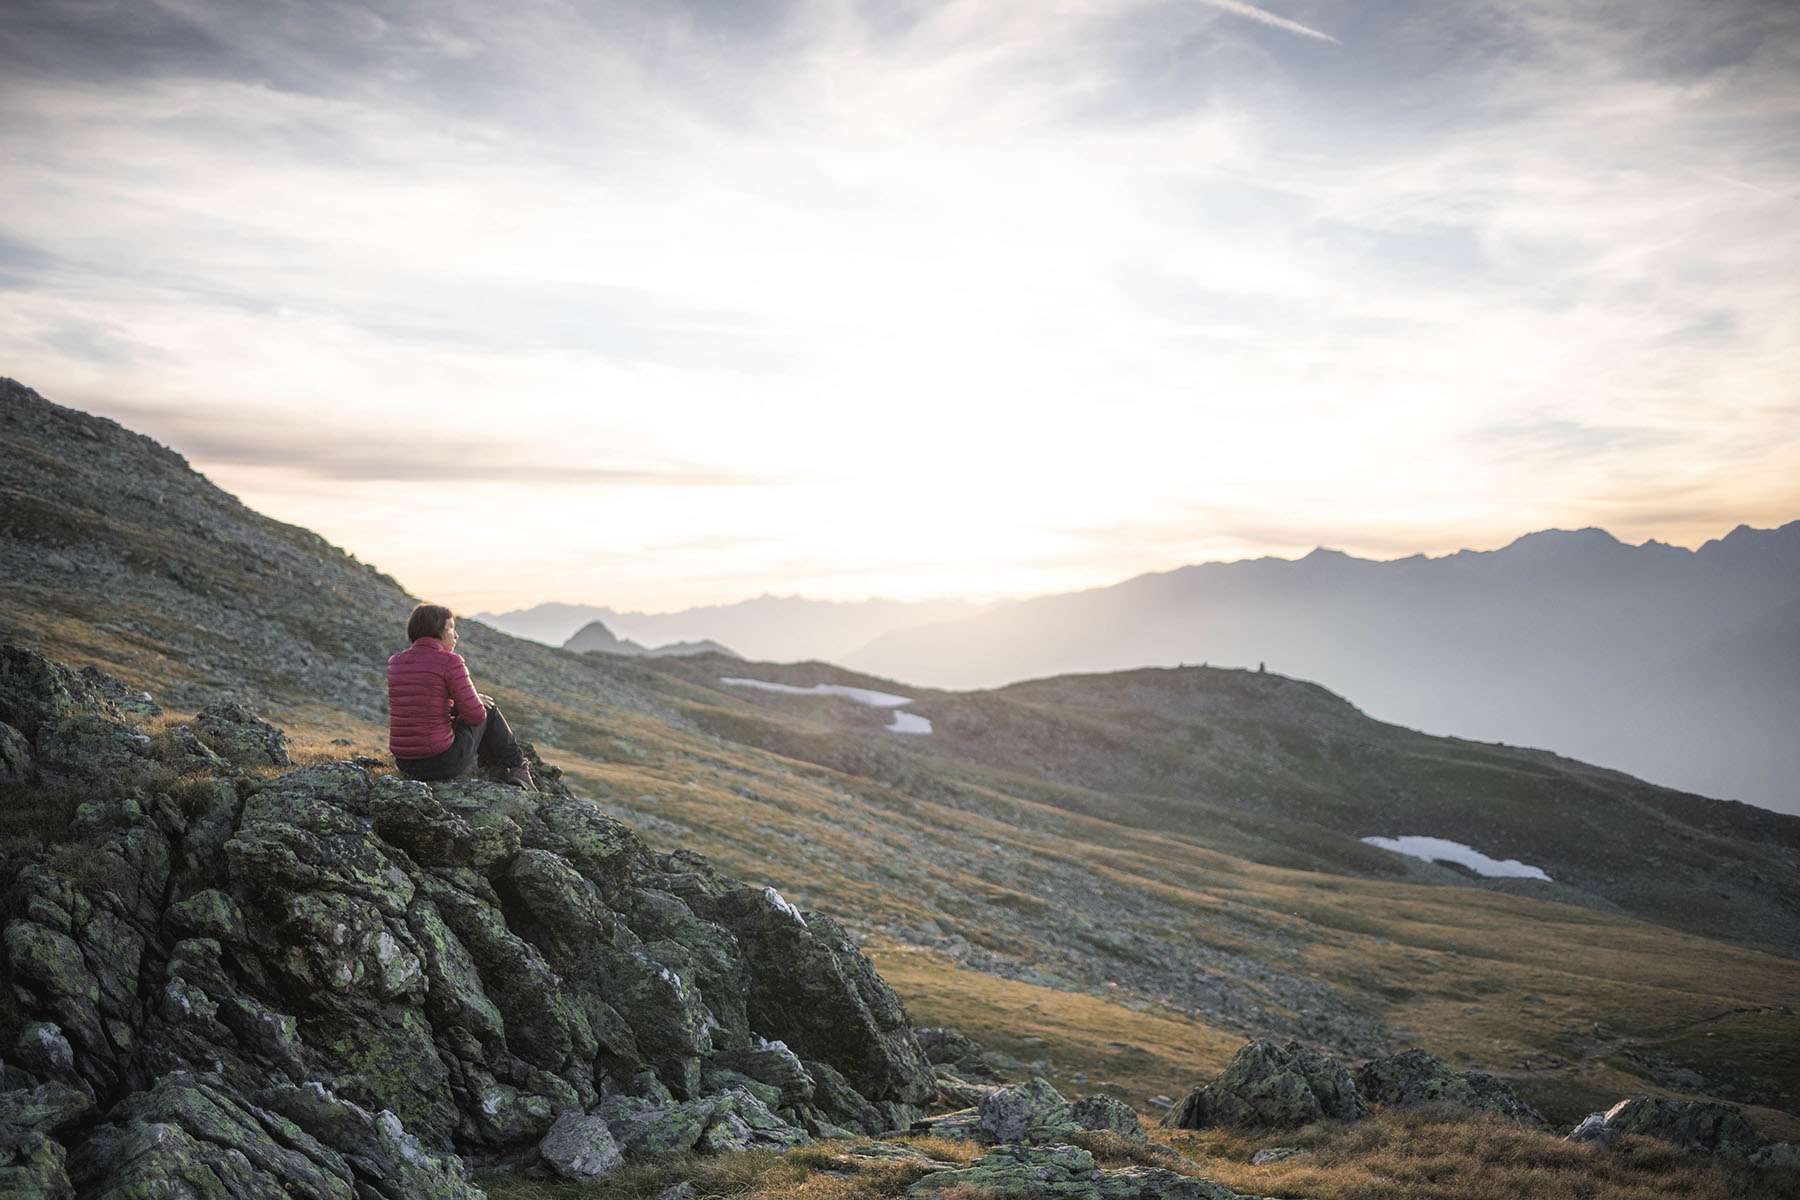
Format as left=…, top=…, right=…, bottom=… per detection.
left=0, top=645, right=934, bottom=1195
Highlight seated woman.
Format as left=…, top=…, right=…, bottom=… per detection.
left=388, top=603, right=535, bottom=790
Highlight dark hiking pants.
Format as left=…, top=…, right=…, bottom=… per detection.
left=394, top=703, right=526, bottom=781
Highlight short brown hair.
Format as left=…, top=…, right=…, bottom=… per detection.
left=407, top=603, right=453, bottom=642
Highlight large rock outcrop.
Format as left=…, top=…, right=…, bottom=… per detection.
left=0, top=645, right=934, bottom=1195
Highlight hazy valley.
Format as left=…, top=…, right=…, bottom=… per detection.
left=482, top=525, right=1800, bottom=818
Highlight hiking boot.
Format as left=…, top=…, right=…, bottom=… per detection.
left=501, top=764, right=536, bottom=791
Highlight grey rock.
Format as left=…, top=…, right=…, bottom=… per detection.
left=194, top=701, right=290, bottom=766
left=1566, top=1096, right=1771, bottom=1158
left=708, top=1039, right=815, bottom=1106
left=539, top=1110, right=624, bottom=1181
left=979, top=1076, right=1073, bottom=1142
left=1356, top=1049, right=1546, bottom=1128
left=695, top=885, right=935, bottom=1105
left=0, top=645, right=123, bottom=740
left=1250, top=1146, right=1310, bottom=1165
left=0, top=1080, right=92, bottom=1135
left=907, top=1142, right=1257, bottom=1199
left=0, top=1130, right=73, bottom=1199
left=1163, top=1040, right=1369, bottom=1131
left=1070, top=1094, right=1149, bottom=1144
left=0, top=719, right=32, bottom=785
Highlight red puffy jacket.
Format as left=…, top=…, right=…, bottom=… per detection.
left=387, top=638, right=486, bottom=759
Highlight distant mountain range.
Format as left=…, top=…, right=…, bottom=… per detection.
left=482, top=526, right=1800, bottom=815
left=562, top=618, right=738, bottom=659
left=474, top=595, right=986, bottom=661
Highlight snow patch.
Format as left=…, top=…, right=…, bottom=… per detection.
left=1362, top=835, right=1552, bottom=881
left=721, top=677, right=933, bottom=735
left=721, top=677, right=910, bottom=706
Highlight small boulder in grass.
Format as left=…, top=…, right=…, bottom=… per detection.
left=194, top=702, right=289, bottom=766
left=978, top=1077, right=1072, bottom=1142
left=539, top=1111, right=623, bottom=1182
left=1069, top=1095, right=1149, bottom=1145
left=1162, top=1040, right=1369, bottom=1131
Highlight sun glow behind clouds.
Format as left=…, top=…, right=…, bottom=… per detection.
left=1, top=0, right=1797, bottom=611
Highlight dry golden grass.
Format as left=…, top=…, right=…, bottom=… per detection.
left=866, top=942, right=1241, bottom=1109
left=1159, top=1108, right=1800, bottom=1200
left=480, top=1139, right=979, bottom=1200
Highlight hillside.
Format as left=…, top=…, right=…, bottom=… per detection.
left=835, top=527, right=1800, bottom=815
left=5, top=377, right=1800, bottom=1195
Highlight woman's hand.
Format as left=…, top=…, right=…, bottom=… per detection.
left=477, top=693, right=495, bottom=707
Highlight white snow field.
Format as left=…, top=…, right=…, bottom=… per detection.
left=720, top=677, right=933, bottom=735
left=1361, top=835, right=1552, bottom=881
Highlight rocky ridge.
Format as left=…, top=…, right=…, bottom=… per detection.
left=0, top=644, right=939, bottom=1194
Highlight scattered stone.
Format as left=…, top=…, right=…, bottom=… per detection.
left=907, top=1142, right=1256, bottom=1199
left=1250, top=1146, right=1311, bottom=1165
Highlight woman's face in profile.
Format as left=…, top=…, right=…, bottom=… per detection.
left=440, top=618, right=458, bottom=651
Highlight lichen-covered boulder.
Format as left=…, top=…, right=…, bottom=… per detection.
left=708, top=1040, right=816, bottom=1108
left=0, top=1130, right=72, bottom=1199
left=1566, top=1097, right=1771, bottom=1158
left=538, top=1110, right=624, bottom=1181
left=34, top=713, right=151, bottom=784
left=0, top=645, right=123, bottom=739
left=0, top=719, right=34, bottom=785
left=1162, top=1040, right=1369, bottom=1130
left=194, top=701, right=290, bottom=766
left=1356, top=1049, right=1545, bottom=1127
left=979, top=1076, right=1075, bottom=1142
left=1071, top=1095, right=1149, bottom=1145
left=906, top=1142, right=1254, bottom=1199
left=693, top=885, right=935, bottom=1105
left=0, top=1080, right=92, bottom=1137
left=67, top=1073, right=364, bottom=1200
left=595, top=1088, right=808, bottom=1155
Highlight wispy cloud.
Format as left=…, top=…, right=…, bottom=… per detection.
left=0, top=0, right=1794, bottom=609
left=1198, top=0, right=1337, bottom=43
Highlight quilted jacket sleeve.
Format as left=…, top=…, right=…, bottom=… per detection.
left=446, top=653, right=488, bottom=727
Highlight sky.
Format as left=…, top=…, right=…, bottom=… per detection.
left=3, top=0, right=1797, bottom=614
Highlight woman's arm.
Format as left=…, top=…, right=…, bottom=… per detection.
left=446, top=655, right=489, bottom=726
